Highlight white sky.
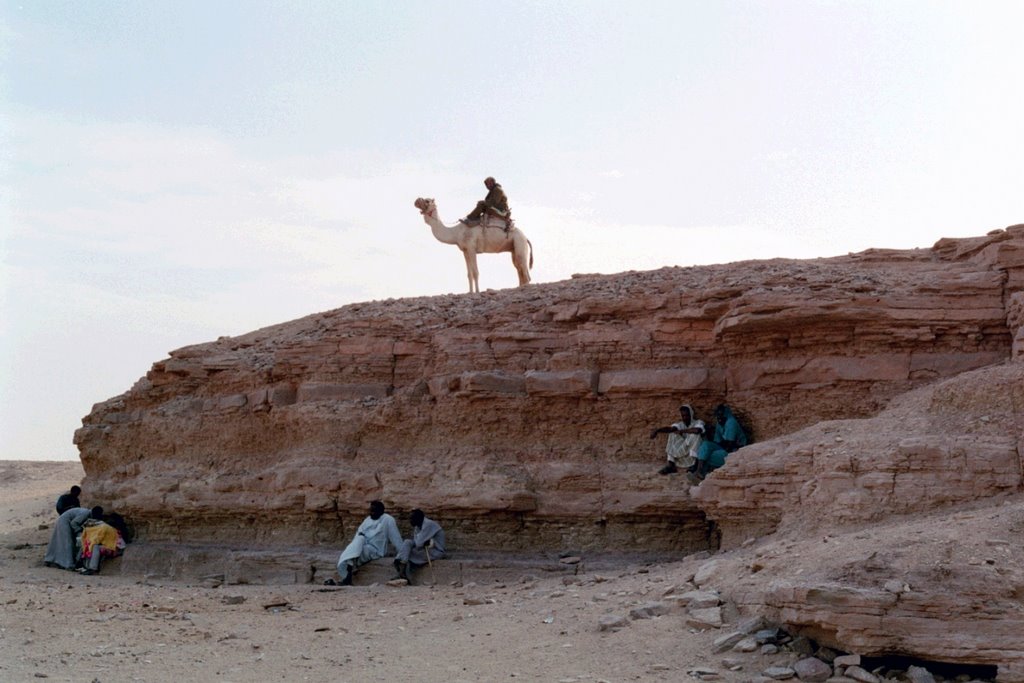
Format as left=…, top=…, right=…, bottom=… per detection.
left=2, top=1, right=1023, bottom=461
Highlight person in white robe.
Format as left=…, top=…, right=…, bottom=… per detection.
left=329, top=500, right=403, bottom=586
left=650, top=404, right=705, bottom=475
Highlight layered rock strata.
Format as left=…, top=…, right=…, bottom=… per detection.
left=75, top=227, right=1024, bottom=553
left=695, top=361, right=1024, bottom=546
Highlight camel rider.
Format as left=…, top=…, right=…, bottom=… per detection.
left=461, top=176, right=509, bottom=226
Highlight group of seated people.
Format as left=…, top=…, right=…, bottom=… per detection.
left=43, top=406, right=740, bottom=584
left=651, top=403, right=749, bottom=480
left=326, top=503, right=446, bottom=586
left=47, top=486, right=438, bottom=586
left=44, top=485, right=128, bottom=575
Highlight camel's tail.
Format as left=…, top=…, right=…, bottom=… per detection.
left=528, top=239, right=534, bottom=270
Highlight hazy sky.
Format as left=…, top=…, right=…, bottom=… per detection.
left=2, top=1, right=1022, bottom=461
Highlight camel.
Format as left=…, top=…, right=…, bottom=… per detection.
left=414, top=197, right=534, bottom=293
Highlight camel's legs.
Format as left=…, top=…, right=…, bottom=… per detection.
left=512, top=250, right=530, bottom=286
left=463, top=250, right=480, bottom=293
left=511, top=237, right=532, bottom=286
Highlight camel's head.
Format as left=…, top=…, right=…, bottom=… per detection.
left=411, top=196, right=436, bottom=220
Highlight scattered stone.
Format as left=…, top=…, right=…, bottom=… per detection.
left=629, top=601, right=671, bottom=620
left=755, top=628, right=781, bottom=644
left=686, top=606, right=723, bottom=629
left=762, top=644, right=780, bottom=655
left=793, top=657, right=833, bottom=682
left=673, top=590, right=721, bottom=609
left=463, top=597, right=487, bottom=606
left=906, top=666, right=937, bottom=683
left=815, top=647, right=839, bottom=664
left=845, top=666, right=881, bottom=683
left=221, top=595, right=245, bottom=605
left=721, top=657, right=745, bottom=670
left=790, top=636, right=815, bottom=656
left=385, top=579, right=408, bottom=587
left=688, top=667, right=720, bottom=679
left=764, top=666, right=797, bottom=680
left=261, top=599, right=288, bottom=610
left=736, top=615, right=769, bottom=634
left=833, top=655, right=861, bottom=668
left=712, top=631, right=745, bottom=653
left=693, top=560, right=721, bottom=587
left=598, top=615, right=629, bottom=632
left=733, top=636, right=758, bottom=652
left=559, top=556, right=582, bottom=565
left=826, top=677, right=860, bottom=683
left=719, top=600, right=741, bottom=624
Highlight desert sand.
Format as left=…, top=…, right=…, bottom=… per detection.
left=0, top=460, right=778, bottom=683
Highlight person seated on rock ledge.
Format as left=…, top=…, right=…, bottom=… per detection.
left=710, top=404, right=748, bottom=453
left=650, top=404, right=705, bottom=475
left=326, top=500, right=403, bottom=586
left=693, top=435, right=730, bottom=481
left=393, top=509, right=446, bottom=584
left=44, top=506, right=103, bottom=570
left=55, top=485, right=81, bottom=515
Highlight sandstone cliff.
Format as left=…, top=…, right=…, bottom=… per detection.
left=75, top=226, right=1023, bottom=549
left=74, top=224, right=1024, bottom=678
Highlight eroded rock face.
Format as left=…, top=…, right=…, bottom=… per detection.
left=695, top=362, right=1024, bottom=546
left=688, top=355, right=1024, bottom=681
left=74, top=227, right=1024, bottom=553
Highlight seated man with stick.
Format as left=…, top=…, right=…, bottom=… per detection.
left=393, top=509, right=446, bottom=584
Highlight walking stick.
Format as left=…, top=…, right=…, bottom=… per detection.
left=423, top=538, right=436, bottom=586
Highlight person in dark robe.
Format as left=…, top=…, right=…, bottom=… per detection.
left=55, top=485, right=81, bottom=515
left=461, top=177, right=509, bottom=225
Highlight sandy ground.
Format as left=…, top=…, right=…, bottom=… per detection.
left=0, top=460, right=793, bottom=683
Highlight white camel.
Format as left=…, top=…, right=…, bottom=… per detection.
left=414, top=197, right=534, bottom=293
